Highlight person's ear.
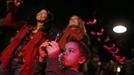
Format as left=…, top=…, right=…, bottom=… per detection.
left=78, top=56, right=86, bottom=64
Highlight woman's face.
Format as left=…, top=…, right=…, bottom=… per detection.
left=36, top=9, right=48, bottom=22
left=68, top=16, right=81, bottom=26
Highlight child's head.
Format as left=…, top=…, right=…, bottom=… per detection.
left=62, top=40, right=89, bottom=71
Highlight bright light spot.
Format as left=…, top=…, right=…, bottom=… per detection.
left=113, top=25, right=127, bottom=33
left=117, top=66, right=121, bottom=72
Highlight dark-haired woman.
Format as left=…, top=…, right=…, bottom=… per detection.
left=0, top=8, right=54, bottom=75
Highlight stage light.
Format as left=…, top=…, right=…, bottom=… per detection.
left=117, top=66, right=121, bottom=72
left=113, top=25, right=127, bottom=33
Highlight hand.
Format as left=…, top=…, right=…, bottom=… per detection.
left=7, top=0, right=23, bottom=7
left=6, top=0, right=23, bottom=12
left=14, top=0, right=23, bottom=7
left=39, top=40, right=49, bottom=58
left=46, top=41, right=60, bottom=59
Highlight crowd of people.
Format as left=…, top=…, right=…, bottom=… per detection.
left=0, top=0, right=133, bottom=75
left=0, top=0, right=91, bottom=75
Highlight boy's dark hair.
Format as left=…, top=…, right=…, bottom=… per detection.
left=67, top=39, right=91, bottom=74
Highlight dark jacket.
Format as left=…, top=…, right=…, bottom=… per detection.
left=45, top=58, right=83, bottom=75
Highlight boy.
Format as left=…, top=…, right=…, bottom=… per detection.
left=39, top=40, right=90, bottom=75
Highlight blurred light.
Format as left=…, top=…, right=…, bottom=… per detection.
left=113, top=25, right=127, bottom=33
left=117, top=66, right=121, bottom=72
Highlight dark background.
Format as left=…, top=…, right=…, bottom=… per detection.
left=0, top=0, right=134, bottom=60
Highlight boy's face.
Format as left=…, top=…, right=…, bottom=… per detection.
left=62, top=42, right=84, bottom=69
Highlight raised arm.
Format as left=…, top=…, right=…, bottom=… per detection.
left=2, top=0, right=25, bottom=29
left=38, top=41, right=63, bottom=75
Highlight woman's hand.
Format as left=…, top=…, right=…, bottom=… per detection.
left=14, top=0, right=23, bottom=7
left=6, top=0, right=23, bottom=12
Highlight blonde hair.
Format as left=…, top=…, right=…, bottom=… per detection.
left=67, top=15, right=87, bottom=33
